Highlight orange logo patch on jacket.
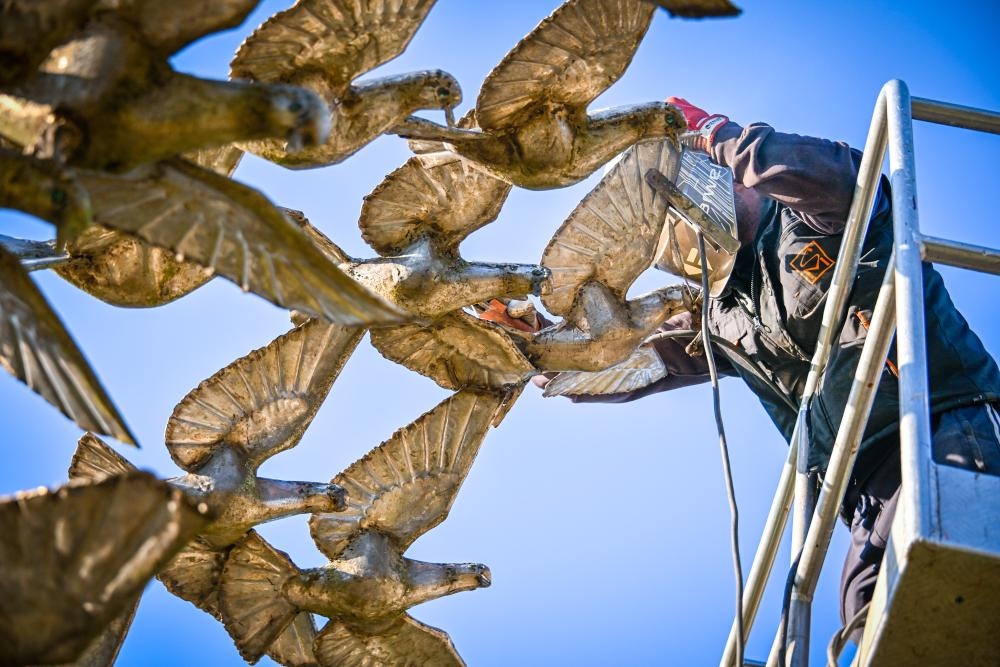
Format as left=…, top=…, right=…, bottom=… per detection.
left=789, top=241, right=835, bottom=284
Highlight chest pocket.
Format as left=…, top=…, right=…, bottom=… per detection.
left=774, top=211, right=843, bottom=351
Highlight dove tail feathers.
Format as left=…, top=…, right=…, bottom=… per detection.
left=69, top=432, right=136, bottom=482
left=219, top=531, right=301, bottom=664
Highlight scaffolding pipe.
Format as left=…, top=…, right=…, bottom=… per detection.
left=921, top=236, right=1000, bottom=276
left=911, top=97, right=1000, bottom=135
left=886, top=80, right=935, bottom=542
left=789, top=252, right=897, bottom=618
left=721, top=88, right=890, bottom=667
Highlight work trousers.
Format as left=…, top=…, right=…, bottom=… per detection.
left=839, top=403, right=1000, bottom=642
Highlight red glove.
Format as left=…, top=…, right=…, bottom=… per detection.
left=474, top=298, right=540, bottom=333
left=666, top=96, right=729, bottom=153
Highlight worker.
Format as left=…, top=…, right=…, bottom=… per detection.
left=482, top=98, right=1000, bottom=644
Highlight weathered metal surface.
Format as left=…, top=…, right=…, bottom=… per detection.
left=75, top=159, right=407, bottom=325
left=542, top=139, right=680, bottom=315
left=371, top=311, right=537, bottom=392
left=0, top=0, right=99, bottom=85
left=0, top=148, right=90, bottom=248
left=543, top=340, right=668, bottom=397
left=232, top=0, right=459, bottom=167
left=218, top=389, right=503, bottom=665
left=645, top=0, right=741, bottom=18
left=163, top=318, right=356, bottom=544
left=0, top=12, right=328, bottom=170
left=56, top=226, right=214, bottom=308
left=68, top=318, right=361, bottom=665
left=0, top=472, right=211, bottom=665
left=391, top=0, right=684, bottom=189
left=0, top=245, right=136, bottom=444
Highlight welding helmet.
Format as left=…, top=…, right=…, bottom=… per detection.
left=650, top=149, right=740, bottom=297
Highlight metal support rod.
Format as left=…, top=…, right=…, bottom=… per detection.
left=920, top=235, right=1000, bottom=276
left=911, top=96, right=1000, bottom=135
left=720, top=87, right=891, bottom=667
left=886, top=80, right=935, bottom=540
left=719, top=445, right=795, bottom=667
left=794, top=253, right=898, bottom=609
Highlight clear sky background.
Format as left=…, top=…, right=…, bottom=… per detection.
left=2, top=1, right=999, bottom=665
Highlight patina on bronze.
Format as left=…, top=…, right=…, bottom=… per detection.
left=232, top=0, right=460, bottom=168
left=0, top=148, right=90, bottom=248
left=73, top=159, right=408, bottom=325
left=0, top=3, right=329, bottom=171
left=391, top=0, right=684, bottom=189
left=66, top=318, right=360, bottom=666
left=218, top=389, right=504, bottom=666
left=0, top=472, right=211, bottom=665
left=292, top=152, right=548, bottom=319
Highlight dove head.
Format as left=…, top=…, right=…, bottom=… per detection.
left=416, top=69, right=462, bottom=125
left=268, top=84, right=332, bottom=153
left=403, top=560, right=492, bottom=607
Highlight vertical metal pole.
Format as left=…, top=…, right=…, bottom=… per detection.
left=885, top=80, right=934, bottom=539
left=721, top=88, right=890, bottom=667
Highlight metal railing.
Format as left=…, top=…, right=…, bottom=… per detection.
left=716, top=80, right=1000, bottom=667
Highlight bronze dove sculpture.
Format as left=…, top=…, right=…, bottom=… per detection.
left=0, top=3, right=329, bottom=171
left=216, top=388, right=505, bottom=665
left=0, top=471, right=211, bottom=665
left=0, top=244, right=135, bottom=444
left=375, top=138, right=690, bottom=393
left=72, top=158, right=407, bottom=324
left=391, top=0, right=684, bottom=190
left=66, top=318, right=363, bottom=666
left=294, top=152, right=549, bottom=319
left=231, top=0, right=461, bottom=168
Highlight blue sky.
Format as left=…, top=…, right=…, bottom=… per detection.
left=2, top=1, right=999, bottom=665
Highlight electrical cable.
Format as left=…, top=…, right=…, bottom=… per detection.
left=777, top=550, right=802, bottom=667
left=826, top=601, right=870, bottom=666
left=697, top=231, right=745, bottom=667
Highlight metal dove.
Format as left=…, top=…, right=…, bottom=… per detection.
left=0, top=472, right=211, bottom=665
left=72, top=157, right=407, bottom=324
left=0, top=244, right=136, bottom=444
left=67, top=319, right=363, bottom=667
left=217, top=388, right=506, bottom=666
left=231, top=0, right=461, bottom=168
left=294, top=152, right=548, bottom=319
left=0, top=2, right=329, bottom=171
left=374, top=138, right=690, bottom=390
left=0, top=0, right=98, bottom=86
left=391, top=0, right=684, bottom=190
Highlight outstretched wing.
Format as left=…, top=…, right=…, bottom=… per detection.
left=370, top=311, right=535, bottom=392
left=541, top=138, right=679, bottom=316
left=315, top=615, right=464, bottom=667
left=542, top=340, right=667, bottom=397
left=55, top=224, right=214, bottom=308
left=476, top=0, right=654, bottom=132
left=360, top=153, right=511, bottom=256
left=0, top=473, right=211, bottom=664
left=310, top=389, right=503, bottom=559
left=166, top=318, right=363, bottom=473
left=232, top=0, right=437, bottom=92
left=0, top=246, right=136, bottom=444
left=78, top=159, right=406, bottom=326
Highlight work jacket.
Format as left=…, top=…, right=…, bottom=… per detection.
left=580, top=122, right=1000, bottom=472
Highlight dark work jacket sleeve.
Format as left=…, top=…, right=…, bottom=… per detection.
left=568, top=310, right=736, bottom=404
left=711, top=122, right=861, bottom=235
